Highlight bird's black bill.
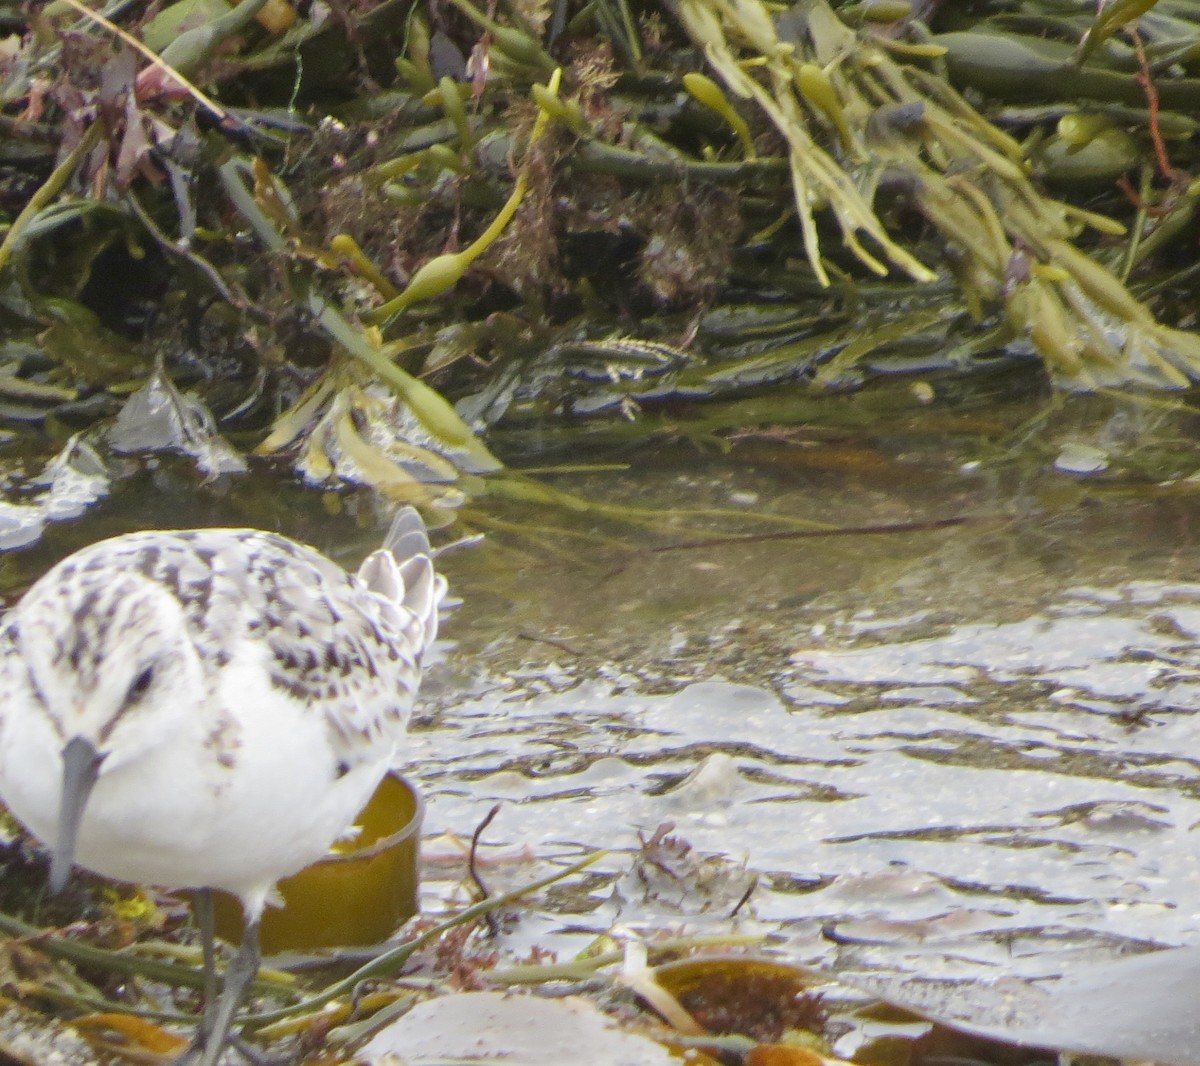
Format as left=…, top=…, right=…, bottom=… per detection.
left=49, top=736, right=103, bottom=895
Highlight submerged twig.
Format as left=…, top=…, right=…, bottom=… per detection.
left=468, top=804, right=502, bottom=936
left=650, top=515, right=979, bottom=552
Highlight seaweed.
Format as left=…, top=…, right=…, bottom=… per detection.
left=1, top=0, right=1200, bottom=499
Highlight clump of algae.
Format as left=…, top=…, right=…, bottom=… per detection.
left=670, top=0, right=1200, bottom=388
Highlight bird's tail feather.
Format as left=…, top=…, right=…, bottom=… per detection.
left=357, top=507, right=447, bottom=655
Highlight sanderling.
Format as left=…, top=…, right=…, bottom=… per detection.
left=0, top=507, right=446, bottom=1065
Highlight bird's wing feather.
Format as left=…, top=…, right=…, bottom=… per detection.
left=38, top=526, right=440, bottom=759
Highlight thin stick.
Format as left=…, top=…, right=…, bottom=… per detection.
left=469, top=804, right=502, bottom=936
left=55, top=0, right=228, bottom=120
left=240, top=849, right=609, bottom=1028
left=650, top=515, right=977, bottom=552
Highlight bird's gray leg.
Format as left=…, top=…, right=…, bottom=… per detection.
left=194, top=918, right=261, bottom=1066
left=191, top=889, right=220, bottom=1041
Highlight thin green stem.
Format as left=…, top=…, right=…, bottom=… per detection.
left=0, top=123, right=102, bottom=274
left=240, top=850, right=609, bottom=1028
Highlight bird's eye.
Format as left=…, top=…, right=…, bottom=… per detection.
left=127, top=666, right=155, bottom=703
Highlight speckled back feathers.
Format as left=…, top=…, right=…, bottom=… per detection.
left=0, top=511, right=444, bottom=759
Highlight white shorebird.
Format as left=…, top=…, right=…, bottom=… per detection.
left=0, top=508, right=445, bottom=1065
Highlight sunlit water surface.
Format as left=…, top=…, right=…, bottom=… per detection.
left=6, top=375, right=1200, bottom=995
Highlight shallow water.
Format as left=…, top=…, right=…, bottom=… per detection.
left=419, top=591, right=1200, bottom=964
left=411, top=376, right=1200, bottom=984
left=7, top=370, right=1200, bottom=997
